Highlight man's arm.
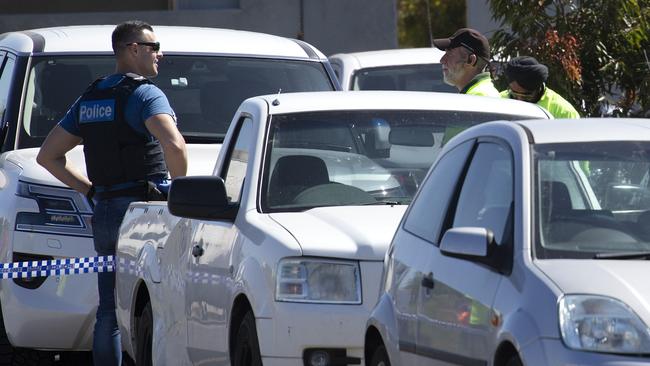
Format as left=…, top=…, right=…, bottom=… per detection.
left=144, top=113, right=187, bottom=178
left=36, top=125, right=92, bottom=195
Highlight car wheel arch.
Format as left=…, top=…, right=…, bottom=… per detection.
left=229, top=294, right=254, bottom=359
left=364, top=325, right=385, bottom=363
left=494, top=341, right=519, bottom=366
left=132, top=281, right=151, bottom=344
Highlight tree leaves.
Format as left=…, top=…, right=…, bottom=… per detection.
left=488, top=0, right=650, bottom=116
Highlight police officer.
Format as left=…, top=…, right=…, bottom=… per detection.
left=433, top=28, right=500, bottom=97
left=37, top=20, right=187, bottom=366
left=502, top=56, right=580, bottom=118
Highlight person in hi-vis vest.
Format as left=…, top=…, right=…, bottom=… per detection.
left=433, top=28, right=500, bottom=97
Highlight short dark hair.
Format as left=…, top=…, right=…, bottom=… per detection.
left=112, top=20, right=154, bottom=54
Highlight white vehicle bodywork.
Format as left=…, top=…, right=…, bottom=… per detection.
left=328, top=48, right=449, bottom=91
left=115, top=91, right=550, bottom=365
left=0, top=24, right=334, bottom=358
left=366, top=118, right=650, bottom=365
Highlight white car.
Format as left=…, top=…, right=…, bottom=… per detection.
left=366, top=118, right=650, bottom=365
left=0, top=25, right=336, bottom=363
left=115, top=91, right=550, bottom=365
left=328, top=48, right=456, bottom=92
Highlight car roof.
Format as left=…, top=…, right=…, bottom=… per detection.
left=515, top=118, right=650, bottom=144
left=329, top=47, right=444, bottom=69
left=0, top=25, right=326, bottom=60
left=253, top=91, right=551, bottom=118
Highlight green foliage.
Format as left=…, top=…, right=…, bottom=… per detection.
left=398, top=0, right=466, bottom=48
left=489, top=0, right=650, bottom=117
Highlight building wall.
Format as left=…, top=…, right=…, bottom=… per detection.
left=466, top=0, right=501, bottom=37
left=0, top=0, right=398, bottom=56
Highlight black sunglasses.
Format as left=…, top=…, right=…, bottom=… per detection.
left=127, top=41, right=160, bottom=52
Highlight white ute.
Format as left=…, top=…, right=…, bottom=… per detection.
left=115, top=91, right=550, bottom=365
left=0, top=25, right=336, bottom=363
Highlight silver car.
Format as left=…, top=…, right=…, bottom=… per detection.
left=366, top=118, right=650, bottom=365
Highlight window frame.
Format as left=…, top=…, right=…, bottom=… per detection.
left=218, top=115, right=254, bottom=205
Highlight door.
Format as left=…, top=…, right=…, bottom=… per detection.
left=417, top=140, right=514, bottom=365
left=394, top=140, right=474, bottom=364
left=186, top=117, right=254, bottom=364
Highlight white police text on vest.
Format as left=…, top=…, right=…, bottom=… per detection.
left=79, top=99, right=116, bottom=123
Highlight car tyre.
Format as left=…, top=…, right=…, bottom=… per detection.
left=135, top=301, right=153, bottom=366
left=232, top=311, right=261, bottom=366
left=369, top=344, right=390, bottom=366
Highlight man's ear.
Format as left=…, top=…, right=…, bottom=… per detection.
left=466, top=54, right=477, bottom=67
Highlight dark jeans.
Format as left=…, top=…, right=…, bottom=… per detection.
left=91, top=196, right=142, bottom=366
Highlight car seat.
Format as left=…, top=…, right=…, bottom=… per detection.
left=268, top=155, right=330, bottom=206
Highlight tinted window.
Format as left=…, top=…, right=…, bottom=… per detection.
left=453, top=142, right=513, bottom=245
left=223, top=118, right=254, bottom=204
left=403, top=140, right=474, bottom=243
left=19, top=55, right=333, bottom=148
left=352, top=64, right=456, bottom=93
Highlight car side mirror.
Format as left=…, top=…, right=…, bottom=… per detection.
left=440, top=227, right=512, bottom=274
left=440, top=227, right=493, bottom=258
left=168, top=176, right=238, bottom=221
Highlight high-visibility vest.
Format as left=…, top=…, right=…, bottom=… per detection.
left=500, top=87, right=580, bottom=119
left=461, top=72, right=500, bottom=97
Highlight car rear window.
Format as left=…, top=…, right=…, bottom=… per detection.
left=352, top=64, right=456, bottom=93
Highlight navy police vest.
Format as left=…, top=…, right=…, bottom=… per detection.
left=77, top=75, right=167, bottom=187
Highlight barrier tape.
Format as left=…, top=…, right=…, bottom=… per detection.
left=0, top=255, right=114, bottom=279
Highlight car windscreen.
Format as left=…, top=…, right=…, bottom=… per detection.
left=352, top=64, right=456, bottom=92
left=18, top=55, right=333, bottom=148
left=534, top=141, right=650, bottom=259
left=261, top=110, right=538, bottom=212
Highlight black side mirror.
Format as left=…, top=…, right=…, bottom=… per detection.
left=168, top=176, right=238, bottom=221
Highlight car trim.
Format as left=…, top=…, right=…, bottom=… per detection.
left=515, top=122, right=535, bottom=144
left=23, top=31, right=45, bottom=53
left=399, top=340, right=487, bottom=366
left=290, top=39, right=319, bottom=60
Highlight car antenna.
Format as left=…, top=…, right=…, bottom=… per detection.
left=272, top=88, right=282, bottom=106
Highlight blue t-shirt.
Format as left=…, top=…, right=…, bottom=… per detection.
left=59, top=73, right=176, bottom=137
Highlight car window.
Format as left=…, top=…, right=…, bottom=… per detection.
left=352, top=64, right=456, bottom=93
left=402, top=139, right=474, bottom=244
left=452, top=141, right=513, bottom=246
left=535, top=141, right=650, bottom=259
left=262, top=110, right=540, bottom=212
left=0, top=55, right=15, bottom=124
left=19, top=55, right=333, bottom=148
left=222, top=117, right=254, bottom=204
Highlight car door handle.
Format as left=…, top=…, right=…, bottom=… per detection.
left=421, top=272, right=434, bottom=289
left=191, top=245, right=204, bottom=258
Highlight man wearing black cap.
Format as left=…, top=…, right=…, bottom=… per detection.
left=502, top=56, right=580, bottom=118
left=433, top=28, right=500, bottom=97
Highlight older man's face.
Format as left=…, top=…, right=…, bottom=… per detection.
left=440, top=46, right=469, bottom=87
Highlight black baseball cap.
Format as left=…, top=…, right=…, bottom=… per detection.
left=433, top=28, right=491, bottom=61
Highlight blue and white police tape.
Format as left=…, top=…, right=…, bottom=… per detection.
left=0, top=255, right=114, bottom=279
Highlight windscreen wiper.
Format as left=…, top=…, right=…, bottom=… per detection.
left=594, top=251, right=650, bottom=260
left=362, top=200, right=402, bottom=206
